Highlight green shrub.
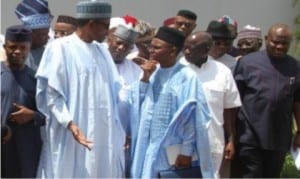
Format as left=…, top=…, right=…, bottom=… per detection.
left=281, top=154, right=300, bottom=178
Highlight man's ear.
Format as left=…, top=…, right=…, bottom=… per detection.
left=206, top=45, right=212, bottom=53
left=170, top=46, right=178, bottom=57
left=106, top=35, right=113, bottom=45
left=191, top=23, right=197, bottom=31
left=264, top=35, right=268, bottom=42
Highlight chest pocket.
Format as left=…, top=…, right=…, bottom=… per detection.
left=203, top=82, right=225, bottom=110
left=280, top=75, right=297, bottom=100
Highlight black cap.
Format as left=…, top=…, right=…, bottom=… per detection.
left=5, top=25, right=32, bottom=42
left=177, top=10, right=197, bottom=20
left=56, top=15, right=77, bottom=26
left=155, top=26, right=185, bottom=49
left=206, top=20, right=234, bottom=39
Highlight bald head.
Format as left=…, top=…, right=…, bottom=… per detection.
left=183, top=31, right=213, bottom=66
left=265, top=23, right=293, bottom=60
left=268, top=23, right=293, bottom=38
left=187, top=31, right=213, bottom=47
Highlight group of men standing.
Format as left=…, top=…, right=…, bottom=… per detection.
left=1, top=0, right=300, bottom=178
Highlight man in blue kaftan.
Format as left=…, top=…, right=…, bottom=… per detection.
left=120, top=26, right=214, bottom=178
left=35, top=1, right=125, bottom=178
left=1, top=25, right=45, bottom=178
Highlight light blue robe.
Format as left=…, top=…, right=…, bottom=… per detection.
left=121, top=63, right=214, bottom=178
left=35, top=34, right=125, bottom=178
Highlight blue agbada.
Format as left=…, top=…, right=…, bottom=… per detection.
left=121, top=63, right=214, bottom=178
left=35, top=34, right=125, bottom=178
left=1, top=62, right=45, bottom=177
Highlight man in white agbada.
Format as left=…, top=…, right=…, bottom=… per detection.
left=107, top=24, right=142, bottom=88
left=106, top=24, right=142, bottom=176
left=180, top=31, right=241, bottom=178
left=35, top=1, right=125, bottom=177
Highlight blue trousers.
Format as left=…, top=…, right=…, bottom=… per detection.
left=1, top=125, right=42, bottom=178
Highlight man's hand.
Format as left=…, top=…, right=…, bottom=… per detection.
left=9, top=103, right=34, bottom=125
left=175, top=154, right=192, bottom=168
left=224, top=140, right=235, bottom=160
left=124, top=135, right=131, bottom=150
left=132, top=56, right=147, bottom=66
left=2, top=126, right=12, bottom=144
left=140, top=59, right=157, bottom=83
left=68, top=122, right=93, bottom=150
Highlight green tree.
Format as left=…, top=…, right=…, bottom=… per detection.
left=289, top=0, right=300, bottom=58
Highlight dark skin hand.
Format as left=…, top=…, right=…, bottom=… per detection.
left=124, top=135, right=131, bottom=150
left=2, top=126, right=12, bottom=144
left=175, top=154, right=192, bottom=168
left=223, top=108, right=238, bottom=160
left=68, top=121, right=93, bottom=150
left=140, top=59, right=157, bottom=83
left=132, top=56, right=147, bottom=66
left=9, top=103, right=34, bottom=125
left=224, top=140, right=235, bottom=160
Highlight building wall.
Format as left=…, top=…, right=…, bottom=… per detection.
left=1, top=0, right=299, bottom=46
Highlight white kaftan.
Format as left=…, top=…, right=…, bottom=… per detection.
left=36, top=33, right=125, bottom=178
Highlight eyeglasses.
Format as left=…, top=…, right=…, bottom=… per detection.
left=269, top=39, right=290, bottom=46
left=174, top=21, right=194, bottom=28
left=54, top=30, right=73, bottom=37
left=148, top=44, right=174, bottom=50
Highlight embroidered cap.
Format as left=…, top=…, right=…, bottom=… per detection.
left=76, top=0, right=111, bottom=19
left=15, top=0, right=52, bottom=29
left=113, top=25, right=138, bottom=44
left=155, top=26, right=185, bottom=49
left=237, top=25, right=262, bottom=41
left=5, top=25, right=32, bottom=42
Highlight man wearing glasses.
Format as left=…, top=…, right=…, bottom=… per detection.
left=173, top=10, right=197, bottom=37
